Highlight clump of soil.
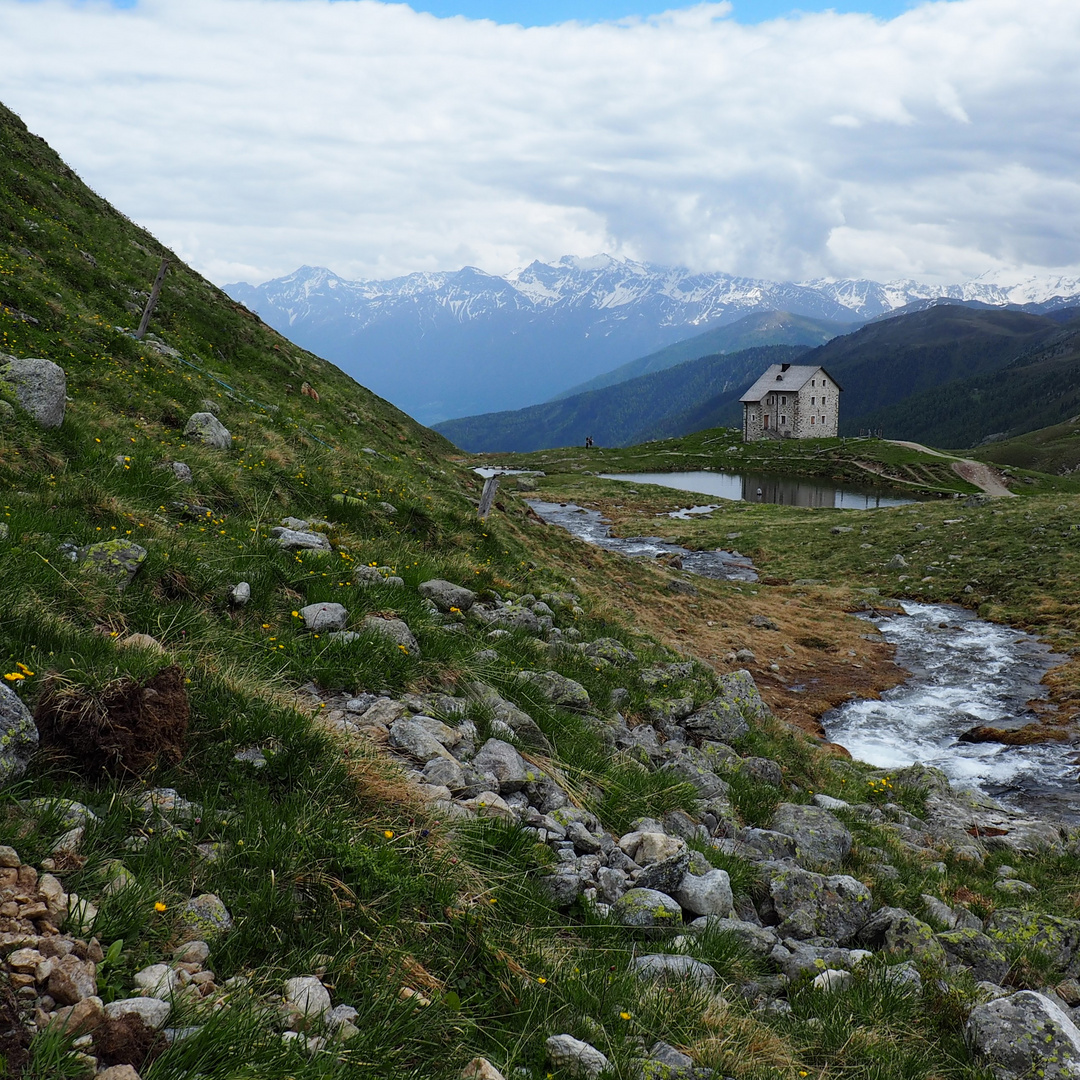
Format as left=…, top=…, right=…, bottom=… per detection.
left=35, top=664, right=189, bottom=779
left=92, top=1012, right=167, bottom=1070
left=0, top=981, right=31, bottom=1075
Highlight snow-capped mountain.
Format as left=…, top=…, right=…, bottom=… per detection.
left=226, top=256, right=1080, bottom=425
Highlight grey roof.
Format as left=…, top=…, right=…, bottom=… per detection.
left=739, top=364, right=840, bottom=403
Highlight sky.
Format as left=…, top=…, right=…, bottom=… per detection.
left=1, top=0, right=1078, bottom=288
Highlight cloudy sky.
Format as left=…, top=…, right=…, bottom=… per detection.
left=1, top=0, right=1077, bottom=287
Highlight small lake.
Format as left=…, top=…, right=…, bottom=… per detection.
left=600, top=470, right=916, bottom=510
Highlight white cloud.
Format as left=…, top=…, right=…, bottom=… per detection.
left=1, top=0, right=1077, bottom=285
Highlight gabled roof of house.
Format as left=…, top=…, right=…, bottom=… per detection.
left=739, top=364, right=842, bottom=403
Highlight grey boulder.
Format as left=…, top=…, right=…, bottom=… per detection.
left=675, top=868, right=733, bottom=917
left=362, top=616, right=420, bottom=655
left=770, top=803, right=852, bottom=869
left=546, top=1034, right=609, bottom=1080
left=299, top=602, right=348, bottom=633
left=515, top=670, right=591, bottom=711
left=683, top=670, right=769, bottom=741
left=966, top=990, right=1080, bottom=1079
left=472, top=738, right=539, bottom=793
left=418, top=579, right=476, bottom=612
left=769, top=867, right=873, bottom=943
left=611, top=888, right=684, bottom=932
left=77, top=540, right=148, bottom=591
left=183, top=412, right=232, bottom=449
left=270, top=527, right=331, bottom=553
left=630, top=953, right=717, bottom=987
left=0, top=683, right=38, bottom=787
left=1, top=357, right=66, bottom=427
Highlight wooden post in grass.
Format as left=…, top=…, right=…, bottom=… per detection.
left=135, top=259, right=169, bottom=340
left=478, top=475, right=500, bottom=519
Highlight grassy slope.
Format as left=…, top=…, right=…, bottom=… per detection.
left=3, top=101, right=1080, bottom=1080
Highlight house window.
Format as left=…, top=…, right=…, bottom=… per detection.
left=823, top=396, right=827, bottom=405
left=780, top=415, right=786, bottom=425
left=811, top=396, right=816, bottom=405
left=812, top=379, right=816, bottom=386
left=821, top=415, right=825, bottom=424
left=810, top=416, right=815, bottom=425
left=781, top=395, right=786, bottom=404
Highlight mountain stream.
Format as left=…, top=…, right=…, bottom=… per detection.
left=529, top=498, right=1077, bottom=821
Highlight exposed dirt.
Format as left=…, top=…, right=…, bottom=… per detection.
left=35, top=664, right=189, bottom=779
left=886, top=440, right=1016, bottom=497
left=0, top=980, right=31, bottom=1076
left=93, top=1012, right=167, bottom=1070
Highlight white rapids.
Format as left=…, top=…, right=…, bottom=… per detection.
left=825, top=602, right=1079, bottom=821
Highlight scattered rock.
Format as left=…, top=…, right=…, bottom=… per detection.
left=0, top=356, right=66, bottom=427
left=284, top=975, right=331, bottom=1021
left=104, top=997, right=171, bottom=1030
left=0, top=682, right=39, bottom=787
left=611, top=888, right=684, bottom=933
left=769, top=803, right=852, bottom=869
left=362, top=616, right=420, bottom=655
left=630, top=953, right=717, bottom=986
left=270, top=527, right=331, bottom=552
left=546, top=1033, right=610, bottom=1080
left=178, top=893, right=233, bottom=940
left=966, top=990, right=1080, bottom=1079
left=418, top=579, right=477, bottom=612
left=299, top=602, right=348, bottom=632
left=76, top=540, right=148, bottom=590
left=515, top=670, right=591, bottom=711
left=183, top=412, right=231, bottom=449
left=229, top=582, right=251, bottom=606
left=683, top=670, right=768, bottom=741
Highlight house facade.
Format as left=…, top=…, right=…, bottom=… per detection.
left=740, top=363, right=841, bottom=442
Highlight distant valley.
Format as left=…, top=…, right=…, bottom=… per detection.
left=437, top=304, right=1080, bottom=453
left=226, top=257, right=1080, bottom=425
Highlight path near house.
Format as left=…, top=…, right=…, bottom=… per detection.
left=887, top=440, right=1016, bottom=497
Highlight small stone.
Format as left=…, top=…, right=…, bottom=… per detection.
left=813, top=969, right=853, bottom=991
left=178, top=893, right=232, bottom=940
left=546, top=1034, right=610, bottom=1080
left=96, top=1065, right=142, bottom=1080
left=462, top=1058, right=507, bottom=1080
left=271, top=527, right=331, bottom=552
left=418, top=579, right=477, bottom=613
left=0, top=844, right=19, bottom=867
left=362, top=616, right=420, bottom=655
left=76, top=540, right=148, bottom=590
left=171, top=461, right=193, bottom=483
left=284, top=975, right=331, bottom=1020
left=134, top=963, right=179, bottom=1000
left=0, top=683, right=39, bottom=786
left=299, top=602, right=348, bottom=632
left=229, top=582, right=251, bottom=606
left=48, top=954, right=97, bottom=1005
left=611, top=888, right=683, bottom=932
left=104, top=997, right=171, bottom=1029
left=48, top=995, right=104, bottom=1035
left=630, top=953, right=717, bottom=987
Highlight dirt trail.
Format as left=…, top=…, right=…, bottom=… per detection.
left=887, top=440, right=1016, bottom=497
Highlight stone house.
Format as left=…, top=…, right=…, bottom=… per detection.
left=740, top=363, right=841, bottom=441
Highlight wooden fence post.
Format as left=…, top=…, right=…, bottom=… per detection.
left=478, top=475, right=500, bottom=519
left=135, top=259, right=170, bottom=340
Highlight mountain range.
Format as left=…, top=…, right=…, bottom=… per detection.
left=225, top=258, right=1080, bottom=425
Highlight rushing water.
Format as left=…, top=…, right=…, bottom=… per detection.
left=825, top=603, right=1079, bottom=822
left=600, top=470, right=916, bottom=509
left=526, top=499, right=757, bottom=581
